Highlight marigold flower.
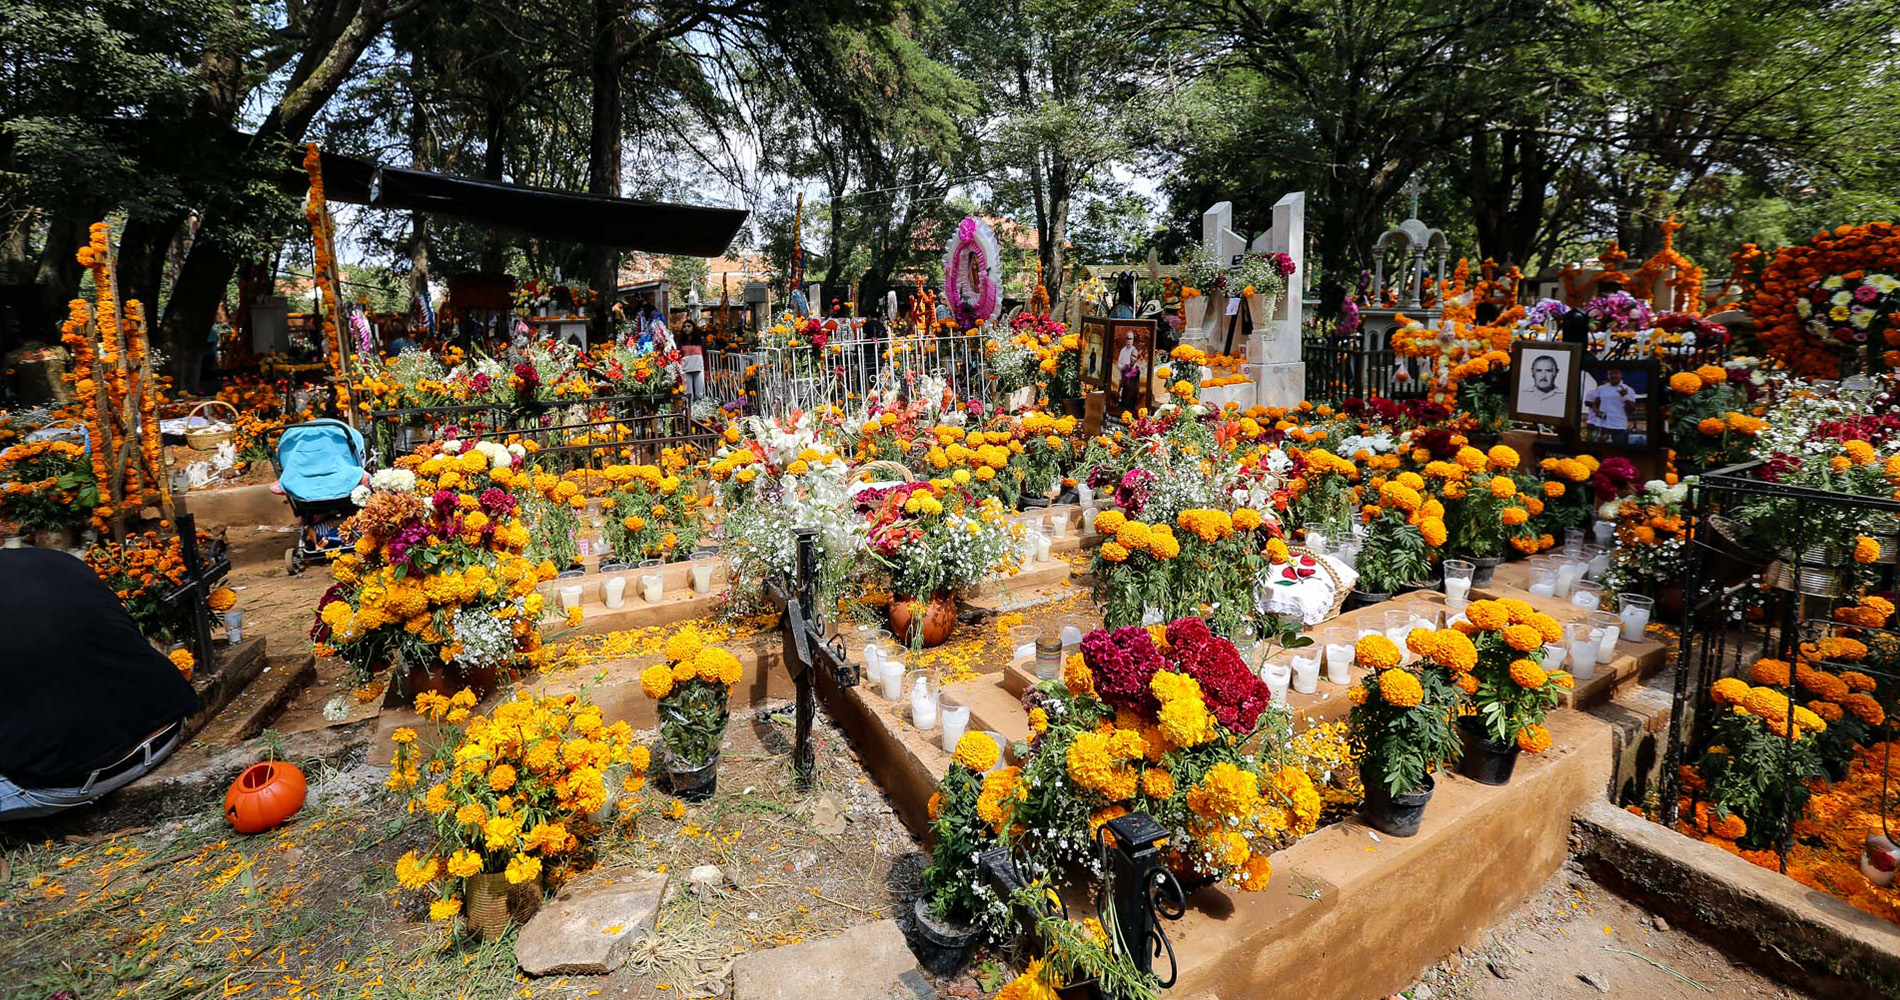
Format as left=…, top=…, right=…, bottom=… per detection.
left=1516, top=724, right=1551, bottom=753
left=1378, top=668, right=1423, bottom=708
left=1709, top=677, right=1751, bottom=705
left=1466, top=600, right=1509, bottom=630
left=430, top=897, right=462, bottom=921
left=953, top=731, right=1001, bottom=772
left=1509, top=658, right=1548, bottom=689
left=1355, top=634, right=1402, bottom=671
left=1669, top=371, right=1703, bottom=393
left=1502, top=624, right=1543, bottom=652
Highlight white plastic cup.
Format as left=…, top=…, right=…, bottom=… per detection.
left=940, top=697, right=971, bottom=752
left=1566, top=623, right=1600, bottom=682
left=558, top=585, right=583, bottom=613
left=224, top=610, right=243, bottom=643
left=1262, top=661, right=1292, bottom=703
left=1590, top=611, right=1622, bottom=664
left=1291, top=651, right=1321, bottom=694
left=1619, top=595, right=1654, bottom=641
left=603, top=575, right=627, bottom=609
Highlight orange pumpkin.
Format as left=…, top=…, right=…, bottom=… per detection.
left=224, top=762, right=307, bottom=834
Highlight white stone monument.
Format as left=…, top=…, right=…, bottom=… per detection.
left=1190, top=194, right=1306, bottom=408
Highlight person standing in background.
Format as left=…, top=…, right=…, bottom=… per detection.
left=677, top=318, right=706, bottom=399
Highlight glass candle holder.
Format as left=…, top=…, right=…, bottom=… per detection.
left=1585, top=544, right=1610, bottom=581
left=880, top=655, right=907, bottom=700
left=1441, top=558, right=1475, bottom=609
left=1081, top=503, right=1102, bottom=536
left=1570, top=579, right=1603, bottom=611
left=1592, top=519, right=1616, bottom=547
left=1262, top=660, right=1292, bottom=703
left=1290, top=649, right=1322, bottom=694
left=602, top=574, right=628, bottom=609
left=224, top=610, right=244, bottom=643
left=1588, top=611, right=1622, bottom=663
left=1541, top=642, right=1566, bottom=672
left=1565, top=622, right=1601, bottom=681
left=638, top=559, right=665, bottom=604
left=1047, top=511, right=1071, bottom=539
left=558, top=584, right=584, bottom=614
left=1009, top=625, right=1042, bottom=663
left=1076, top=483, right=1094, bottom=505
left=1059, top=615, right=1086, bottom=656
left=1553, top=558, right=1586, bottom=599
left=1617, top=594, right=1654, bottom=641
left=689, top=550, right=717, bottom=594
left=1323, top=626, right=1355, bottom=685
left=1334, top=540, right=1362, bottom=570
left=1527, top=564, right=1558, bottom=597
left=1302, top=523, right=1330, bottom=556
left=1034, top=637, right=1063, bottom=680
left=1564, top=527, right=1586, bottom=558
left=939, top=695, right=971, bottom=752
left=1032, top=530, right=1052, bottom=563
left=908, top=671, right=939, bottom=730
left=1384, top=610, right=1417, bottom=653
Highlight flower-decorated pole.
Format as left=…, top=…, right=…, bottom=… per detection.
left=70, top=222, right=172, bottom=539
left=304, top=143, right=354, bottom=426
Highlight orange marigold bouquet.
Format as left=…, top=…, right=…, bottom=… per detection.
left=389, top=688, right=649, bottom=927
left=638, top=623, right=741, bottom=775
left=0, top=437, right=99, bottom=532
left=1449, top=598, right=1571, bottom=752
left=1687, top=675, right=1830, bottom=849
left=1347, top=632, right=1467, bottom=797
left=1665, top=364, right=1759, bottom=470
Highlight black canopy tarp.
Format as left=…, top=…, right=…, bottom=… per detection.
left=312, top=149, right=749, bottom=258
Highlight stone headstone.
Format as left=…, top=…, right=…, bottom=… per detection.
left=731, top=919, right=918, bottom=1000
left=514, top=872, right=669, bottom=977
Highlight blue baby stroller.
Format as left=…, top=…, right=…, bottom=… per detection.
left=269, top=419, right=369, bottom=575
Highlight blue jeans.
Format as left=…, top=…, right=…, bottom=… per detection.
left=0, top=721, right=182, bottom=821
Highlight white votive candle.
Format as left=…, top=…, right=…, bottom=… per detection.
left=880, top=659, right=904, bottom=700
left=1570, top=582, right=1602, bottom=611
left=1553, top=560, right=1584, bottom=599
left=691, top=563, right=714, bottom=594
left=1291, top=651, right=1321, bottom=694
left=603, top=576, right=627, bottom=609
left=1619, top=598, right=1653, bottom=642
left=911, top=685, right=938, bottom=730
left=1542, top=643, right=1566, bottom=671
left=1047, top=513, right=1070, bottom=539
left=1263, top=661, right=1292, bottom=703
left=1444, top=576, right=1471, bottom=608
left=940, top=701, right=971, bottom=752
left=558, top=585, right=583, bottom=613
left=1077, top=483, right=1094, bottom=505
left=1589, top=612, right=1621, bottom=664
left=1033, top=531, right=1052, bottom=562
left=1567, top=627, right=1600, bottom=682
left=640, top=573, right=664, bottom=604
left=1325, top=641, right=1355, bottom=685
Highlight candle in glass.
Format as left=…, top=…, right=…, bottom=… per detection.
left=1291, top=649, right=1322, bottom=694
left=1323, top=626, right=1355, bottom=685
left=1032, top=530, right=1052, bottom=563
left=880, top=656, right=906, bottom=700
left=1076, top=483, right=1094, bottom=505
left=689, top=551, right=716, bottom=594
left=638, top=560, right=664, bottom=603
left=1564, top=527, right=1586, bottom=558
left=1565, top=623, right=1600, bottom=681
left=1593, top=519, right=1616, bottom=547
left=909, top=673, right=939, bottom=730
left=939, top=695, right=971, bottom=752
left=1541, top=642, right=1566, bottom=672
left=1302, top=523, right=1330, bottom=556
left=1335, top=540, right=1362, bottom=570
left=1384, top=610, right=1417, bottom=653
left=1618, top=594, right=1654, bottom=641
left=1262, top=660, right=1292, bottom=703
left=1034, top=638, right=1063, bottom=680
left=1570, top=580, right=1603, bottom=611
left=603, top=574, right=627, bottom=609
left=1585, top=544, right=1610, bottom=581
left=1527, top=564, right=1558, bottom=597
left=1059, top=616, right=1085, bottom=654
left=1047, top=512, right=1070, bottom=539
left=1442, top=559, right=1475, bottom=609
left=558, top=585, right=583, bottom=613
left=1081, top=504, right=1100, bottom=535
left=1009, top=625, right=1041, bottom=663
left=1589, top=611, right=1622, bottom=663
left=1553, top=558, right=1586, bottom=599
left=225, top=610, right=244, bottom=643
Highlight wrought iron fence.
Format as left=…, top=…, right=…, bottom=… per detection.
left=1301, top=340, right=1430, bottom=405
left=1657, top=462, right=1900, bottom=871
left=364, top=393, right=719, bottom=470
left=751, top=333, right=993, bottom=413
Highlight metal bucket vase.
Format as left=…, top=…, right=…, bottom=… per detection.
left=1766, top=544, right=1848, bottom=598
left=463, top=871, right=541, bottom=939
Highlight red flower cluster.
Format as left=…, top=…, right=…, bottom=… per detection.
left=1590, top=456, right=1639, bottom=501
left=1082, top=625, right=1166, bottom=716
left=1164, top=618, right=1273, bottom=733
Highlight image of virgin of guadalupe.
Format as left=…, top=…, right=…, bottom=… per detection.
left=942, top=217, right=1002, bottom=330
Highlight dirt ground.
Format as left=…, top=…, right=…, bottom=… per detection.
left=0, top=704, right=922, bottom=1000
left=1399, top=861, right=1811, bottom=1000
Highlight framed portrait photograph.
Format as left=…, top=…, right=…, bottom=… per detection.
left=1508, top=342, right=1583, bottom=428
left=1106, top=318, right=1157, bottom=416
left=1579, top=359, right=1662, bottom=450
left=1079, top=316, right=1112, bottom=390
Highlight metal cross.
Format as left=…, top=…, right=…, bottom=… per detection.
left=1402, top=175, right=1424, bottom=221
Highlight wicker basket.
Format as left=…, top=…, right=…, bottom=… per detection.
left=185, top=400, right=239, bottom=452
left=1293, top=544, right=1353, bottom=621
left=850, top=459, right=915, bottom=485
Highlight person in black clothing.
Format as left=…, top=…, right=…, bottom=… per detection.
left=0, top=548, right=200, bottom=821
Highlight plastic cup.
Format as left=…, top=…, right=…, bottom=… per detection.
left=1618, top=595, right=1654, bottom=641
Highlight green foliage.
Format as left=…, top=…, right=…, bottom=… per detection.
left=1695, top=708, right=1827, bottom=850
left=1348, top=661, right=1466, bottom=797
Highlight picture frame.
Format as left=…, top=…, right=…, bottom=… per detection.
left=1079, top=316, right=1112, bottom=391
left=1508, top=341, right=1582, bottom=429
left=1104, top=317, right=1158, bottom=416
left=1578, top=358, right=1662, bottom=452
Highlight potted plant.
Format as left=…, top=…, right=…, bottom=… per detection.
left=1441, top=444, right=1533, bottom=586
left=0, top=437, right=98, bottom=548
left=599, top=462, right=698, bottom=563
left=1179, top=244, right=1226, bottom=331
left=1682, top=676, right=1831, bottom=850
left=1230, top=251, right=1296, bottom=325
left=1452, top=598, right=1571, bottom=784
left=387, top=687, right=650, bottom=938
left=915, top=731, right=1005, bottom=976
left=640, top=623, right=741, bottom=800
left=1351, top=479, right=1437, bottom=604
left=865, top=482, right=1016, bottom=648
left=1347, top=632, right=1465, bottom=836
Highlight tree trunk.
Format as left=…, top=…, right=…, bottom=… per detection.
left=585, top=0, right=624, bottom=343
left=116, top=211, right=187, bottom=323
left=480, top=97, right=508, bottom=273
left=1044, top=158, right=1071, bottom=304
left=34, top=213, right=87, bottom=338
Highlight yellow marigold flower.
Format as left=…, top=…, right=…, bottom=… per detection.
left=395, top=851, right=440, bottom=889
left=1487, top=445, right=1519, bottom=470
left=1502, top=506, right=1529, bottom=526
left=1378, top=668, right=1424, bottom=708
left=664, top=625, right=705, bottom=663
left=1466, top=599, right=1509, bottom=630
left=504, top=852, right=543, bottom=885
left=1527, top=613, right=1564, bottom=644
left=953, top=731, right=1000, bottom=772
left=1095, top=509, right=1127, bottom=535
left=1749, top=658, right=1791, bottom=687
left=1063, top=653, right=1095, bottom=696
left=1355, top=634, right=1402, bottom=671
left=488, top=763, right=517, bottom=792
left=1855, top=536, right=1881, bottom=563
left=1100, top=540, right=1131, bottom=563
left=1141, top=768, right=1175, bottom=799
left=1265, top=536, right=1291, bottom=563
left=430, top=897, right=462, bottom=921
left=1542, top=480, right=1565, bottom=498
left=1419, top=517, right=1448, bottom=547
left=1516, top=724, right=1552, bottom=753
left=1502, top=624, right=1543, bottom=652
left=1430, top=628, right=1477, bottom=672
left=1697, top=417, right=1726, bottom=435
left=1669, top=371, right=1703, bottom=393
left=1233, top=507, right=1263, bottom=530
left=1845, top=439, right=1878, bottom=465
left=1695, top=364, right=1728, bottom=385
left=1710, top=677, right=1751, bottom=705
left=446, top=849, right=482, bottom=878
left=1509, top=658, right=1548, bottom=689
left=640, top=663, right=675, bottom=700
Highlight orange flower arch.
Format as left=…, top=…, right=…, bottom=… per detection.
left=1630, top=215, right=1705, bottom=315
left=1750, top=222, right=1900, bottom=377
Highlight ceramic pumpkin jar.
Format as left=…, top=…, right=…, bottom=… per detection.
left=224, top=761, right=308, bottom=834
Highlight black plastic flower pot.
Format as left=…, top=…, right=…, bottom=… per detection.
left=1457, top=716, right=1521, bottom=786
left=1348, top=589, right=1393, bottom=610
left=1359, top=766, right=1434, bottom=838
left=1464, top=555, right=1502, bottom=588
left=662, top=749, right=719, bottom=802
left=908, top=896, right=980, bottom=977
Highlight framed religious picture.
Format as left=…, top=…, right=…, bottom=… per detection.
left=1579, top=359, right=1662, bottom=451
left=1106, top=317, right=1158, bottom=416
left=1508, top=342, right=1582, bottom=429
left=1079, top=316, right=1112, bottom=390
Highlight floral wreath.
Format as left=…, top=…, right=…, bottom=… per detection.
left=1750, top=222, right=1900, bottom=376
left=942, top=216, right=1001, bottom=329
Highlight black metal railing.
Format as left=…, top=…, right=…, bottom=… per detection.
left=364, top=393, right=719, bottom=469
left=1301, top=340, right=1429, bottom=405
